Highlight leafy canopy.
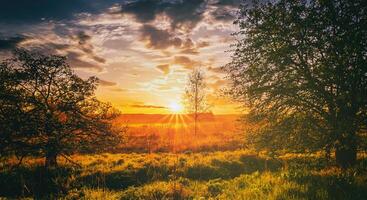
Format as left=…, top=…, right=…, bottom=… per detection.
left=0, top=49, right=123, bottom=165
left=225, top=0, right=367, bottom=155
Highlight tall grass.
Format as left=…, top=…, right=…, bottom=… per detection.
left=1, top=151, right=366, bottom=199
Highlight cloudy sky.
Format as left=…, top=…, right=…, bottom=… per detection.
left=0, top=0, right=244, bottom=114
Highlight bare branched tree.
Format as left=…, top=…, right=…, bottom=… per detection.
left=183, top=68, right=210, bottom=136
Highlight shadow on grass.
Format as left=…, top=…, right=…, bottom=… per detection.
left=279, top=170, right=367, bottom=200
left=78, top=163, right=172, bottom=190
left=0, top=155, right=281, bottom=198
left=5, top=155, right=363, bottom=199
left=0, top=166, right=80, bottom=199
left=183, top=155, right=282, bottom=180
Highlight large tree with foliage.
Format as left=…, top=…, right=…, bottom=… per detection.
left=0, top=49, right=123, bottom=168
left=224, top=0, right=367, bottom=168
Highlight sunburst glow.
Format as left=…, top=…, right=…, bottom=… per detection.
left=168, top=102, right=183, bottom=113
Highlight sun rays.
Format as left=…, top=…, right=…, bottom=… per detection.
left=168, top=102, right=183, bottom=113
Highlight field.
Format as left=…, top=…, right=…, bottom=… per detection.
left=1, top=0, right=365, bottom=199
left=1, top=151, right=367, bottom=199
left=114, top=114, right=243, bottom=153
left=1, top=115, right=367, bottom=199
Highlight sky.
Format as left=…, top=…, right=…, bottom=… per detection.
left=0, top=0, right=244, bottom=114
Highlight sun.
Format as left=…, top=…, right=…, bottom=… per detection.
left=168, top=102, right=183, bottom=113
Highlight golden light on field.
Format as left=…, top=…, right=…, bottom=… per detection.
left=168, top=102, right=183, bottom=113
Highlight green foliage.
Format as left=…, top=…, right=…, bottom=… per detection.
left=0, top=49, right=124, bottom=167
left=225, top=0, right=367, bottom=167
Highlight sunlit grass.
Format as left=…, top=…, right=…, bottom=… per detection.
left=2, top=151, right=367, bottom=199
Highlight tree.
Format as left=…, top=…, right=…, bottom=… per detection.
left=183, top=68, right=210, bottom=136
left=224, top=0, right=367, bottom=168
left=0, top=61, right=24, bottom=159
left=0, top=49, right=124, bottom=168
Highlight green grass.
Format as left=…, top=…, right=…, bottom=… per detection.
left=0, top=151, right=366, bottom=199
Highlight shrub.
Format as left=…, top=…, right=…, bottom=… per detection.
left=135, top=163, right=171, bottom=183
left=184, top=164, right=220, bottom=180
left=211, top=159, right=244, bottom=178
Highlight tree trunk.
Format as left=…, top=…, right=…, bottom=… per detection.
left=194, top=113, right=198, bottom=136
left=194, top=80, right=198, bottom=137
left=325, top=144, right=331, bottom=161
left=45, top=150, right=58, bottom=168
left=335, top=135, right=357, bottom=169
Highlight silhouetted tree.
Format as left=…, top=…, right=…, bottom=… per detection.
left=183, top=68, right=210, bottom=136
left=225, top=0, right=367, bottom=168
left=0, top=49, right=124, bottom=168
left=0, top=61, right=26, bottom=159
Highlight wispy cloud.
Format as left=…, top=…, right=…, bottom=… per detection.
left=0, top=0, right=244, bottom=114
left=130, top=104, right=167, bottom=109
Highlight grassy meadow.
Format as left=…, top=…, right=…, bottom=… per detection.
left=1, top=0, right=366, bottom=199
left=1, top=115, right=367, bottom=199
left=1, top=150, right=367, bottom=199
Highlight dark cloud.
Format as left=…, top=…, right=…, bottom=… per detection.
left=156, top=64, right=170, bottom=74
left=98, top=79, right=117, bottom=87
left=18, top=39, right=105, bottom=73
left=9, top=41, right=105, bottom=72
left=76, top=31, right=92, bottom=45
left=179, top=38, right=199, bottom=54
left=207, top=66, right=224, bottom=73
left=179, top=39, right=209, bottom=54
left=0, top=35, right=27, bottom=50
left=211, top=0, right=242, bottom=7
left=72, top=31, right=106, bottom=63
left=65, top=51, right=104, bottom=72
left=140, top=25, right=208, bottom=53
left=173, top=56, right=200, bottom=69
left=209, top=0, right=243, bottom=21
left=211, top=7, right=237, bottom=21
left=43, top=42, right=70, bottom=51
left=121, top=0, right=206, bottom=30
left=0, top=0, right=117, bottom=24
left=130, top=104, right=167, bottom=109
left=121, top=0, right=163, bottom=23
left=164, top=0, right=206, bottom=30
left=91, top=55, right=106, bottom=63
left=121, top=0, right=246, bottom=30
left=140, top=25, right=182, bottom=49
left=0, top=0, right=240, bottom=72
left=182, top=38, right=195, bottom=49
left=16, top=30, right=106, bottom=72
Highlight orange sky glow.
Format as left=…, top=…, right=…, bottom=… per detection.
left=0, top=0, right=243, bottom=114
